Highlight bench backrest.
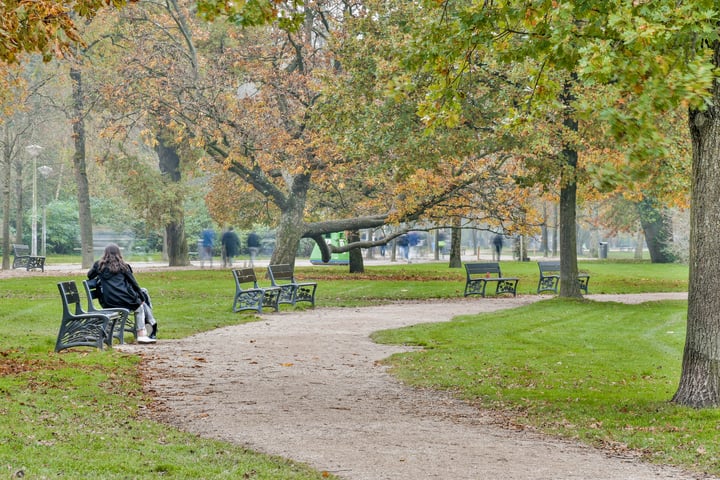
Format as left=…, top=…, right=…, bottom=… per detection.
left=58, top=281, right=84, bottom=317
left=464, top=262, right=503, bottom=278
left=12, top=244, right=29, bottom=257
left=538, top=261, right=561, bottom=275
left=232, top=268, right=260, bottom=289
left=268, top=264, right=295, bottom=284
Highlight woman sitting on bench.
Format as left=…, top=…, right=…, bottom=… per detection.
left=87, top=243, right=157, bottom=344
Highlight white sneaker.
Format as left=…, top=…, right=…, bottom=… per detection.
left=137, top=335, right=156, bottom=344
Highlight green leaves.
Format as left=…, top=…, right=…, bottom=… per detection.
left=196, top=0, right=304, bottom=29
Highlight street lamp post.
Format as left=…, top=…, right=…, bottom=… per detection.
left=38, top=165, right=53, bottom=257
left=25, top=144, right=43, bottom=257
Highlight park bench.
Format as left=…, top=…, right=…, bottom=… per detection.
left=12, top=244, right=46, bottom=272
left=536, top=261, right=590, bottom=294
left=267, top=264, right=317, bottom=307
left=82, top=279, right=133, bottom=344
left=232, top=268, right=281, bottom=314
left=55, top=281, right=114, bottom=352
left=463, top=262, right=519, bottom=297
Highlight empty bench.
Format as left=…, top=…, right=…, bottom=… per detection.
left=232, top=268, right=281, bottom=313
left=12, top=244, right=45, bottom=272
left=536, top=261, right=590, bottom=294
left=268, top=264, right=317, bottom=307
left=463, top=262, right=519, bottom=297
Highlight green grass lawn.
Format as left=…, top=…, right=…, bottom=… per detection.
left=0, top=259, right=704, bottom=478
left=373, top=298, right=720, bottom=475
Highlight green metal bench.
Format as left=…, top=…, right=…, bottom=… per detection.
left=232, top=268, right=281, bottom=313
left=267, top=264, right=317, bottom=307
left=463, top=262, right=519, bottom=297
left=55, top=281, right=114, bottom=352
left=12, top=244, right=45, bottom=272
left=537, top=261, right=590, bottom=294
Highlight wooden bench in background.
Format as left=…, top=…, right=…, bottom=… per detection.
left=12, top=244, right=45, bottom=272
left=267, top=264, right=317, bottom=307
left=232, top=268, right=281, bottom=313
left=536, top=261, right=590, bottom=294
left=463, top=262, right=519, bottom=298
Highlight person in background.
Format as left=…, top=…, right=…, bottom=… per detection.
left=87, top=243, right=156, bottom=344
left=246, top=231, right=261, bottom=267
left=492, top=234, right=504, bottom=261
left=221, top=226, right=241, bottom=268
left=201, top=227, right=215, bottom=268
left=396, top=234, right=409, bottom=262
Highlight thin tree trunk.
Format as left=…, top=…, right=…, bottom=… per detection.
left=1, top=140, right=11, bottom=270
left=449, top=218, right=462, bottom=268
left=559, top=77, right=582, bottom=298
left=70, top=65, right=94, bottom=269
left=14, top=158, right=23, bottom=245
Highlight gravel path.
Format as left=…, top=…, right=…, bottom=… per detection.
left=136, top=293, right=710, bottom=480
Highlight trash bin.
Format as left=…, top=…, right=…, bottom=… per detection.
left=599, top=242, right=608, bottom=259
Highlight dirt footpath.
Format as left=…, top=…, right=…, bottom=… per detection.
left=140, top=293, right=710, bottom=480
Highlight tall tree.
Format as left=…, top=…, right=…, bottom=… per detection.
left=413, top=0, right=720, bottom=407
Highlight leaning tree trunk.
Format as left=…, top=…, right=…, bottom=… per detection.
left=672, top=74, right=720, bottom=407
left=70, top=64, right=94, bottom=269
left=637, top=198, right=676, bottom=263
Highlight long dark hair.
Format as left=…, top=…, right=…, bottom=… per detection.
left=98, top=243, right=130, bottom=273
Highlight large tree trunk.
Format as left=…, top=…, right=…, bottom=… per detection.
left=270, top=174, right=311, bottom=268
left=672, top=70, right=720, bottom=407
left=637, top=198, right=676, bottom=263
left=70, top=65, right=94, bottom=269
left=155, top=134, right=188, bottom=266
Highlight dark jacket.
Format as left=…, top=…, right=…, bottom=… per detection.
left=247, top=232, right=261, bottom=248
left=222, top=230, right=241, bottom=257
left=87, top=262, right=143, bottom=310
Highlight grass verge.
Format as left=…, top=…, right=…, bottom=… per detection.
left=372, top=297, right=720, bottom=476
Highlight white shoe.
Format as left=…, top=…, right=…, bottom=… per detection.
left=137, top=335, right=156, bottom=344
